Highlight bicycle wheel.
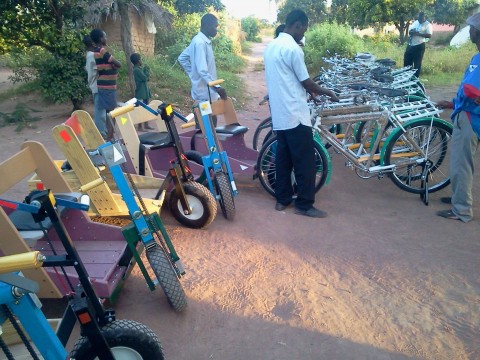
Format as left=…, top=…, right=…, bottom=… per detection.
left=256, top=136, right=329, bottom=197
left=169, top=181, right=217, bottom=228
left=146, top=246, right=187, bottom=311
left=70, top=319, right=165, bottom=359
left=214, top=172, right=235, bottom=220
left=383, top=118, right=452, bottom=194
left=252, top=117, right=272, bottom=151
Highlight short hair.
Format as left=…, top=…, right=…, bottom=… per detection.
left=83, top=35, right=94, bottom=48
left=201, top=13, right=217, bottom=27
left=274, top=24, right=285, bottom=38
left=285, top=9, right=308, bottom=27
left=130, top=53, right=141, bottom=65
left=90, top=29, right=104, bottom=44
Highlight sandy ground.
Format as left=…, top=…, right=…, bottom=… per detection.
left=0, top=38, right=479, bottom=360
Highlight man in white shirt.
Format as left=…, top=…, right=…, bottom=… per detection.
left=404, top=12, right=433, bottom=77
left=264, top=9, right=338, bottom=218
left=178, top=13, right=227, bottom=102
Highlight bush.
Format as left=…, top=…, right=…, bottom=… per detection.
left=304, top=22, right=363, bottom=73
left=241, top=16, right=261, bottom=42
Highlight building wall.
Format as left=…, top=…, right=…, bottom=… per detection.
left=99, top=9, right=155, bottom=56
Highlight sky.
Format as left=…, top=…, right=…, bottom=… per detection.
left=222, top=0, right=278, bottom=23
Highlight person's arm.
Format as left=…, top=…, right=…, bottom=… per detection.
left=134, top=67, right=148, bottom=82
left=101, top=48, right=121, bottom=68
left=178, top=47, right=191, bottom=74
left=436, top=100, right=453, bottom=109
left=302, top=79, right=339, bottom=102
left=193, top=42, right=227, bottom=99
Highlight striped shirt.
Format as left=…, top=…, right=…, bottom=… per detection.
left=94, top=47, right=118, bottom=90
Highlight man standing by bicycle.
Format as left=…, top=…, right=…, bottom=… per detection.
left=436, top=12, right=480, bottom=223
left=264, top=9, right=338, bottom=218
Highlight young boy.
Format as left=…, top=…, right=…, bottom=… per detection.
left=83, top=35, right=98, bottom=126
left=130, top=53, right=154, bottom=131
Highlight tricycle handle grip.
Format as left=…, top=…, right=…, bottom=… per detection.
left=0, top=251, right=45, bottom=274
left=208, top=79, right=224, bottom=87
left=110, top=103, right=136, bottom=118
left=180, top=121, right=196, bottom=129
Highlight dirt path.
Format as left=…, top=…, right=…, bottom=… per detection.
left=0, top=41, right=479, bottom=360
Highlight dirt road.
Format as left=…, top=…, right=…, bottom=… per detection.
left=0, top=39, right=479, bottom=360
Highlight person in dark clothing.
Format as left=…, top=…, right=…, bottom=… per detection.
left=130, top=53, right=154, bottom=131
left=403, top=12, right=433, bottom=77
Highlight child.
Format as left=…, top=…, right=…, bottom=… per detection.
left=130, top=53, right=154, bottom=131
left=83, top=35, right=98, bottom=127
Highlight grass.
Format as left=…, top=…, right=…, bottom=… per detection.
left=0, top=80, right=41, bottom=102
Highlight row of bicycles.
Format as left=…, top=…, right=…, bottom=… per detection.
left=254, top=53, right=452, bottom=205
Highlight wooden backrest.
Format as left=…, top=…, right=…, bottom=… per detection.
left=0, top=141, right=67, bottom=298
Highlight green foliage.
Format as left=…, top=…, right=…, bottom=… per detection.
left=241, top=17, right=261, bottom=42
left=433, top=0, right=477, bottom=29
left=0, top=103, right=41, bottom=132
left=277, top=0, right=327, bottom=25
left=304, top=22, right=363, bottom=72
left=165, top=0, right=224, bottom=14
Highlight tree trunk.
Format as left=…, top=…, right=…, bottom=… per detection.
left=118, top=1, right=135, bottom=97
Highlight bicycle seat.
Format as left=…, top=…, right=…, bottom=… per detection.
left=372, top=73, right=395, bottom=83
left=374, top=88, right=408, bottom=97
left=215, top=124, right=249, bottom=136
left=138, top=131, right=172, bottom=148
left=370, top=67, right=390, bottom=76
left=347, top=83, right=371, bottom=91
left=376, top=58, right=396, bottom=67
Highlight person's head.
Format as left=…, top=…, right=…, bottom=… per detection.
left=90, top=29, right=106, bottom=46
left=201, top=13, right=219, bottom=38
left=130, top=53, right=142, bottom=66
left=274, top=24, right=285, bottom=38
left=417, top=12, right=426, bottom=23
left=284, top=9, right=308, bottom=44
left=467, top=12, right=480, bottom=45
left=83, top=35, right=94, bottom=50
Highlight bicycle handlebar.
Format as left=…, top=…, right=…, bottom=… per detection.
left=79, top=177, right=105, bottom=192
left=180, top=121, right=196, bottom=129
left=0, top=251, right=45, bottom=274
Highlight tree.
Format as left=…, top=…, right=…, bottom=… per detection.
left=433, top=0, right=477, bottom=33
left=346, top=0, right=432, bottom=44
left=241, top=16, right=261, bottom=42
left=159, top=0, right=224, bottom=14
left=276, top=0, right=327, bottom=25
left=330, top=0, right=349, bottom=25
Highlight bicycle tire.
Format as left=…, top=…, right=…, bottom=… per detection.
left=383, top=118, right=452, bottom=194
left=146, top=246, right=187, bottom=311
left=70, top=319, right=165, bottom=360
left=256, top=136, right=329, bottom=197
left=169, top=181, right=217, bottom=228
left=214, top=172, right=236, bottom=220
left=252, top=117, right=272, bottom=151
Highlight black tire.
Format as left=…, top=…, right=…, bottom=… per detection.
left=384, top=119, right=452, bottom=194
left=256, top=136, right=329, bottom=197
left=169, top=181, right=217, bottom=228
left=70, top=319, right=165, bottom=360
left=252, top=117, right=272, bottom=151
left=214, top=172, right=235, bottom=220
left=146, top=246, right=187, bottom=311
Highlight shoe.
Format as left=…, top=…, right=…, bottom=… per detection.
left=275, top=202, right=288, bottom=211
left=436, top=209, right=460, bottom=220
left=294, top=207, right=328, bottom=218
left=440, top=197, right=451, bottom=204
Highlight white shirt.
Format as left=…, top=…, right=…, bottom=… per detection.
left=408, top=20, right=433, bottom=46
left=85, top=51, right=98, bottom=94
left=264, top=33, right=310, bottom=130
left=178, top=32, right=220, bottom=102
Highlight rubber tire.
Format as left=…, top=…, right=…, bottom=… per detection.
left=146, top=246, right=187, bottom=312
left=252, top=117, right=272, bottom=151
left=384, top=119, right=452, bottom=194
left=168, top=181, right=217, bottom=228
left=256, top=136, right=329, bottom=197
left=214, top=172, right=235, bottom=220
left=70, top=319, right=165, bottom=360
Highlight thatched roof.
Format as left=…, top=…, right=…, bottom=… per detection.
left=82, top=0, right=172, bottom=29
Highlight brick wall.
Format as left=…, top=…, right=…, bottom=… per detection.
left=100, top=9, right=155, bottom=56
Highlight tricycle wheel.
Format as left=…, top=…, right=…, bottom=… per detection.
left=169, top=181, right=217, bottom=228
left=214, top=172, right=235, bottom=220
left=70, top=319, right=165, bottom=359
left=146, top=246, right=187, bottom=311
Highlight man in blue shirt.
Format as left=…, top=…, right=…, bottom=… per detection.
left=436, top=12, right=480, bottom=222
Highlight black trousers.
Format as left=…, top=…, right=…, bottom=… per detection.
left=275, top=124, right=316, bottom=211
left=403, top=42, right=426, bottom=77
